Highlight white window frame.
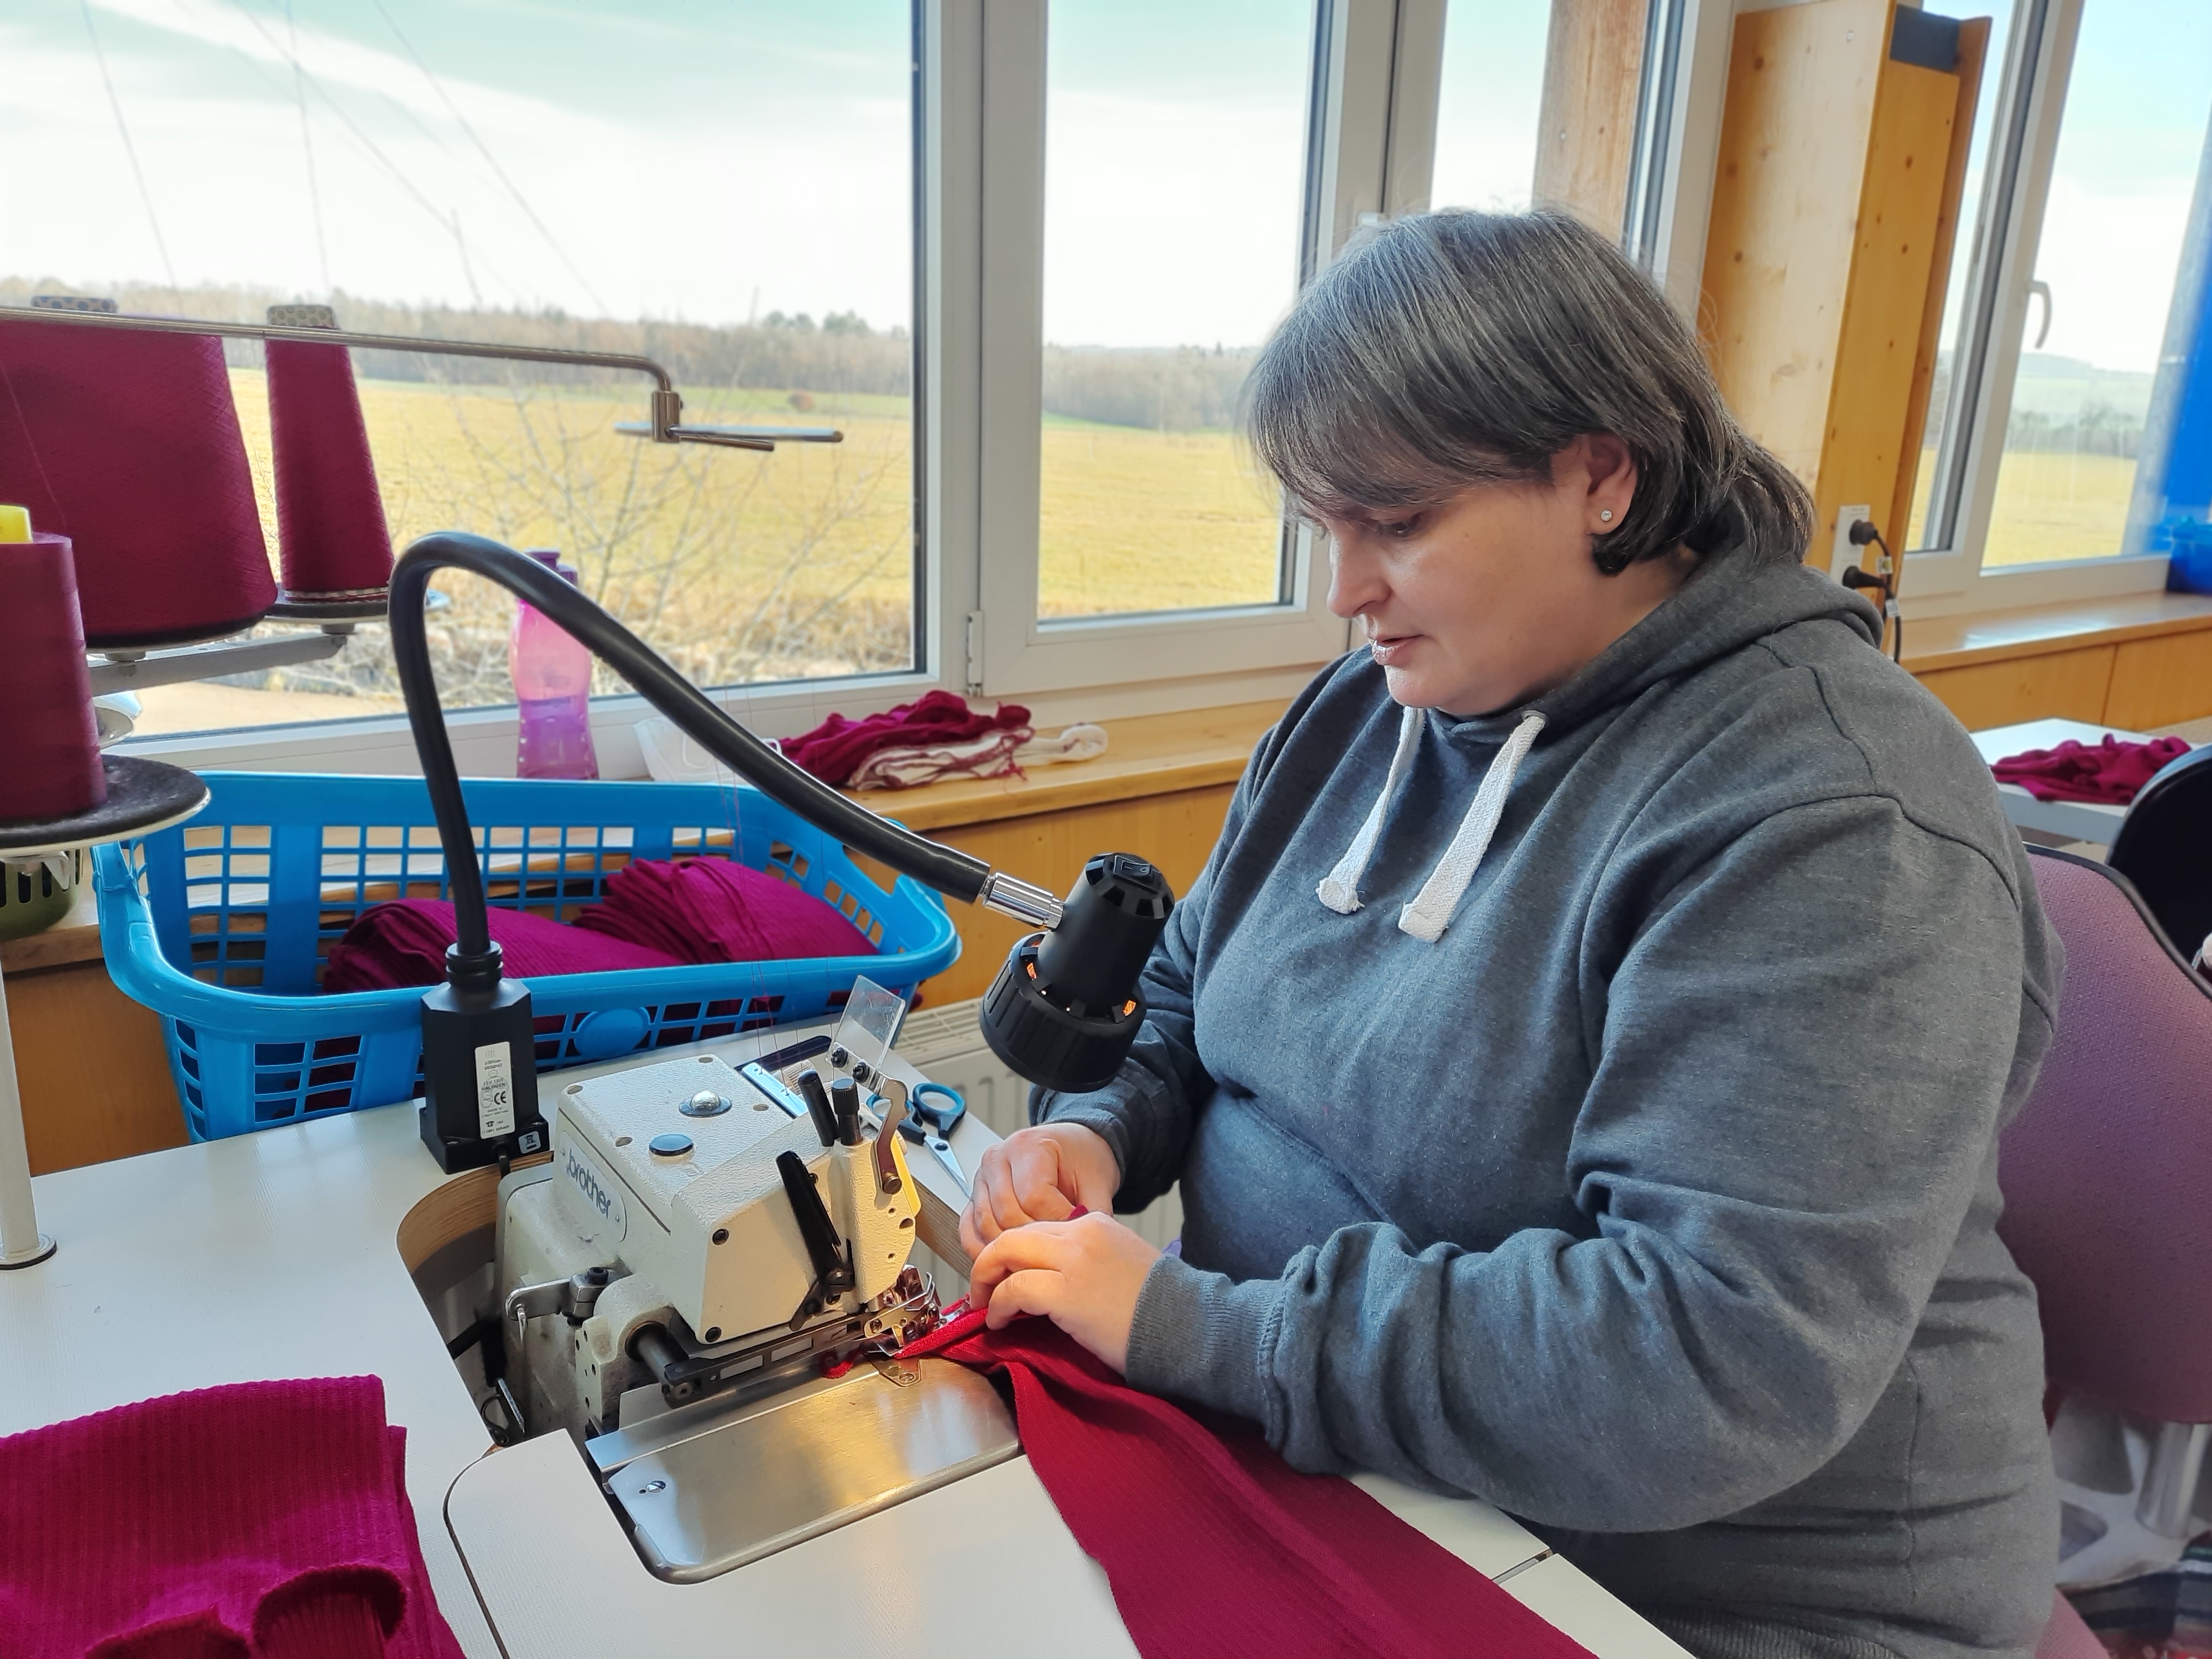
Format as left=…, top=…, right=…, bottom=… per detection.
left=108, top=0, right=1608, bottom=772
left=1902, top=0, right=2174, bottom=619
left=967, top=0, right=1426, bottom=700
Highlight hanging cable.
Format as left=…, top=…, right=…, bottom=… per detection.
left=79, top=0, right=179, bottom=298
left=1841, top=519, right=1905, bottom=665
left=367, top=0, right=611, bottom=318
left=285, top=0, right=332, bottom=294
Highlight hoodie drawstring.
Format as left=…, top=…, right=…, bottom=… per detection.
left=1318, top=707, right=1548, bottom=942
left=1316, top=706, right=1424, bottom=915
left=1397, top=709, right=1546, bottom=941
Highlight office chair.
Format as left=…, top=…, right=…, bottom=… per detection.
left=2000, top=848, right=2212, bottom=1656
left=2108, top=744, right=2212, bottom=969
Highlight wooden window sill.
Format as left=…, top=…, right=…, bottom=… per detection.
left=832, top=700, right=1282, bottom=832
left=1, top=881, right=103, bottom=974
left=1901, top=589, right=2212, bottom=673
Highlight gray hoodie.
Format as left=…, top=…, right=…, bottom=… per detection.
left=1035, top=540, right=2062, bottom=1659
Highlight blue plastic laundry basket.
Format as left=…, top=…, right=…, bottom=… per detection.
left=93, top=772, right=960, bottom=1142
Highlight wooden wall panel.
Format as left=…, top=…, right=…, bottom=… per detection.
left=913, top=785, right=1237, bottom=1008
left=1817, top=55, right=1958, bottom=561
left=2104, top=632, right=2212, bottom=730
left=1699, top=0, right=1890, bottom=483
left=1531, top=0, right=1648, bottom=234
left=1916, top=646, right=2118, bottom=731
left=13, top=962, right=186, bottom=1176
left=1888, top=17, right=1990, bottom=545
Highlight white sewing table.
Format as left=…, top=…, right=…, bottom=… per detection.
left=1969, top=716, right=2208, bottom=846
left=0, top=1033, right=1688, bottom=1659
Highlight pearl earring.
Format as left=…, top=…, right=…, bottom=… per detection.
left=1599, top=509, right=1614, bottom=523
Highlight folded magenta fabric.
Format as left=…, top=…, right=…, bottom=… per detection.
left=571, top=855, right=875, bottom=963
left=780, top=688, right=1029, bottom=785
left=1992, top=734, right=2190, bottom=804
left=322, top=896, right=683, bottom=993
left=902, top=1310, right=1594, bottom=1659
left=0, top=1375, right=464, bottom=1659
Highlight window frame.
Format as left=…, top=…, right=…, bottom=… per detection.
left=966, top=0, right=1395, bottom=701
left=1903, top=0, right=2179, bottom=618
left=105, top=0, right=1620, bottom=771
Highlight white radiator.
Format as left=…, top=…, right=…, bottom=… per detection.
left=898, top=998, right=1184, bottom=1291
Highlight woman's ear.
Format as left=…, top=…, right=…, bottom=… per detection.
left=1579, top=433, right=1637, bottom=534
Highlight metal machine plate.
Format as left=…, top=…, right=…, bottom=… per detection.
left=589, top=1356, right=1020, bottom=1581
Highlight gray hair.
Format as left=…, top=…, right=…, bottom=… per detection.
left=1245, top=211, right=1812, bottom=574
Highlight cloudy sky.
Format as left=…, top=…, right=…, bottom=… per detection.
left=0, top=0, right=1547, bottom=353
left=4, top=1, right=2197, bottom=370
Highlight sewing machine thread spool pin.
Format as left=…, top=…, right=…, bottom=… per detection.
left=830, top=1076, right=862, bottom=1147
left=796, top=1068, right=838, bottom=1147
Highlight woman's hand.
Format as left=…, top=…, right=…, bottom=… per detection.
left=958, top=1123, right=1121, bottom=1259
left=967, top=1211, right=1161, bottom=1373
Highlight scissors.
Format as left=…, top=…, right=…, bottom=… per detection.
left=892, top=1082, right=970, bottom=1197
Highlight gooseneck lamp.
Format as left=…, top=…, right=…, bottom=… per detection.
left=388, top=534, right=1173, bottom=1173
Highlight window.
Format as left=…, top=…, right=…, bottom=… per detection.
left=967, top=0, right=1371, bottom=698
left=1428, top=1, right=1552, bottom=215
left=1035, top=0, right=1311, bottom=622
left=4, top=1, right=1622, bottom=765
left=1907, top=0, right=2212, bottom=608
left=1983, top=0, right=2211, bottom=568
left=6, top=1, right=916, bottom=744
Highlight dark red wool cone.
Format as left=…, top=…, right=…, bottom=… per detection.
left=0, top=530, right=107, bottom=821
left=267, top=329, right=393, bottom=602
left=0, top=316, right=276, bottom=647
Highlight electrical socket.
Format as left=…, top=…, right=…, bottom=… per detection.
left=1831, top=504, right=1872, bottom=581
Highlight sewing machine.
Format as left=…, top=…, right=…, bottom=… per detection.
left=491, top=988, right=1021, bottom=1580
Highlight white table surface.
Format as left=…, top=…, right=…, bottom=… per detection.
left=0, top=1045, right=1688, bottom=1659
left=1970, top=717, right=2154, bottom=846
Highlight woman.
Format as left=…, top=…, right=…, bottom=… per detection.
left=958, top=211, right=2060, bottom=1659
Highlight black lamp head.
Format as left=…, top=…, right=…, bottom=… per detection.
left=980, top=853, right=1173, bottom=1094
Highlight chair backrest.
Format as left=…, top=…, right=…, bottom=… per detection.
left=1998, top=847, right=2212, bottom=1423
left=2109, top=744, right=2212, bottom=968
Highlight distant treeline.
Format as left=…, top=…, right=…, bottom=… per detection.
left=2005, top=402, right=2142, bottom=458
left=1044, top=344, right=1256, bottom=432
left=2, top=278, right=1260, bottom=432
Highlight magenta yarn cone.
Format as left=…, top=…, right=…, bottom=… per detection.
left=0, top=527, right=106, bottom=821
left=266, top=307, right=393, bottom=603
left=0, top=314, right=276, bottom=648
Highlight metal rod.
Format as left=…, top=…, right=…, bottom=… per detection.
left=0, top=959, right=55, bottom=1269
left=2137, top=1421, right=2212, bottom=1536
left=86, top=628, right=349, bottom=696
left=2, top=305, right=842, bottom=450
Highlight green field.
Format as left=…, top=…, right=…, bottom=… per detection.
left=129, top=380, right=2147, bottom=738
left=1907, top=446, right=2140, bottom=567
left=134, top=373, right=1284, bottom=734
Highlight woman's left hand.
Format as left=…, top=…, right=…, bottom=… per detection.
left=966, top=1211, right=1162, bottom=1374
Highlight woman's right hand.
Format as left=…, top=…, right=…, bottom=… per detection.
left=959, top=1123, right=1121, bottom=1259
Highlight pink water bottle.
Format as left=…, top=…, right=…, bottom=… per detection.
left=510, top=549, right=599, bottom=780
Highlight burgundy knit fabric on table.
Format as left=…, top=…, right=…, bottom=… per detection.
left=573, top=856, right=876, bottom=963
left=0, top=530, right=106, bottom=821
left=0, top=1375, right=464, bottom=1659
left=781, top=690, right=1029, bottom=785
left=1993, top=734, right=2191, bottom=804
left=267, top=338, right=394, bottom=601
left=0, top=318, right=276, bottom=647
left=322, top=898, right=683, bottom=993
left=902, top=1311, right=1595, bottom=1659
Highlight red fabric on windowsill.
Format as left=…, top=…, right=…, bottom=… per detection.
left=779, top=690, right=1030, bottom=786
left=904, top=1310, right=1594, bottom=1659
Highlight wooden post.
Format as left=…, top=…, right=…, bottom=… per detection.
left=1699, top=0, right=1988, bottom=625
left=1532, top=0, right=1650, bottom=236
